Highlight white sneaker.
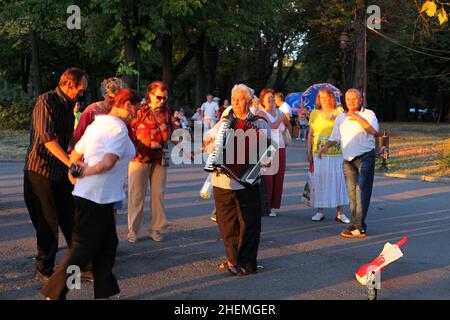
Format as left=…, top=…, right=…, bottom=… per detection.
left=268, top=210, right=277, bottom=217
left=336, top=213, right=351, bottom=224
left=312, top=212, right=324, bottom=221
left=296, top=137, right=301, bottom=140
left=127, top=231, right=137, bottom=243
left=302, top=138, right=306, bottom=141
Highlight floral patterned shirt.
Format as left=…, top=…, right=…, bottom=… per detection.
left=131, top=104, right=173, bottom=163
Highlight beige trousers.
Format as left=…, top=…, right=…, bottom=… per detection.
left=128, top=161, right=168, bottom=234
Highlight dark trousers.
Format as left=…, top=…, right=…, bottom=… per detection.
left=42, top=196, right=119, bottom=299
left=23, top=171, right=74, bottom=276
left=259, top=176, right=270, bottom=216
left=342, top=149, right=376, bottom=232
left=213, top=185, right=262, bottom=273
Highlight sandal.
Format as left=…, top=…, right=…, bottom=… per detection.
left=217, top=261, right=233, bottom=271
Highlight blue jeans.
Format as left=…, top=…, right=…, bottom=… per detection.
left=299, top=125, right=309, bottom=139
left=342, top=149, right=375, bottom=232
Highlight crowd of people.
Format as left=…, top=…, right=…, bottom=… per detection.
left=23, top=67, right=378, bottom=299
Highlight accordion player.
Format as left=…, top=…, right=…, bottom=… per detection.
left=204, top=108, right=276, bottom=188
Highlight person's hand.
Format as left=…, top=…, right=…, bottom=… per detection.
left=318, top=146, right=328, bottom=159
left=260, top=161, right=271, bottom=168
left=256, top=110, right=268, bottom=121
left=205, top=141, right=216, bottom=154
left=346, top=109, right=357, bottom=118
left=307, top=151, right=313, bottom=164
left=346, top=111, right=360, bottom=122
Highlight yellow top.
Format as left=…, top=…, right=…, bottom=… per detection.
left=309, top=108, right=342, bottom=156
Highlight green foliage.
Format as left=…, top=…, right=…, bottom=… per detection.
left=117, top=61, right=140, bottom=77
left=0, top=0, right=449, bottom=122
left=0, top=89, right=35, bottom=130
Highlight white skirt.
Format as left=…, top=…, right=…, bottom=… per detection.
left=312, top=155, right=349, bottom=208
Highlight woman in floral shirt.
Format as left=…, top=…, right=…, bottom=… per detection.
left=127, top=81, right=173, bottom=243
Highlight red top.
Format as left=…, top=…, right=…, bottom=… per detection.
left=71, top=101, right=134, bottom=153
left=130, top=104, right=173, bottom=163
left=73, top=102, right=110, bottom=146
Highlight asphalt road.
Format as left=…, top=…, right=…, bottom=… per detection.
left=1, top=141, right=449, bottom=300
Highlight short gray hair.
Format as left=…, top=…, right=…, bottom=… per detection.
left=101, top=77, right=126, bottom=96
left=231, top=84, right=254, bottom=101
left=345, top=88, right=362, bottom=100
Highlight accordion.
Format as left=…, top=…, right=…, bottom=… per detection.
left=204, top=111, right=275, bottom=187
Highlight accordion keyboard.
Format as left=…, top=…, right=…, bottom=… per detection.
left=204, top=120, right=229, bottom=172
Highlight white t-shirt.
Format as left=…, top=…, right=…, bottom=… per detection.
left=279, top=102, right=292, bottom=117
left=329, top=108, right=379, bottom=161
left=261, top=109, right=286, bottom=149
left=191, top=112, right=202, bottom=122
left=201, top=101, right=219, bottom=120
left=73, top=115, right=136, bottom=204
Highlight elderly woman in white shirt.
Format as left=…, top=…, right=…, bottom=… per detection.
left=42, top=88, right=140, bottom=300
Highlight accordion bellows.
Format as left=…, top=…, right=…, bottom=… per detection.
left=204, top=111, right=274, bottom=187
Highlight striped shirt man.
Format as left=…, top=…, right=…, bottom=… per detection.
left=23, top=67, right=88, bottom=279
left=24, top=86, right=75, bottom=181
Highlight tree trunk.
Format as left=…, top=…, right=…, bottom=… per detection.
left=436, top=89, right=443, bottom=124
left=274, top=49, right=284, bottom=92
left=21, top=57, right=30, bottom=93
left=160, top=33, right=173, bottom=87
left=123, top=36, right=138, bottom=90
left=29, top=28, right=41, bottom=97
left=121, top=2, right=139, bottom=90
left=160, top=23, right=196, bottom=88
left=206, top=42, right=219, bottom=96
left=255, top=35, right=275, bottom=94
left=256, top=35, right=268, bottom=94
left=281, top=56, right=300, bottom=91
left=353, top=0, right=366, bottom=102
left=194, top=32, right=206, bottom=108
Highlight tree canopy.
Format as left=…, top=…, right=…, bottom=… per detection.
left=0, top=0, right=449, bottom=122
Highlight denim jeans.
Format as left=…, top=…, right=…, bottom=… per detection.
left=299, top=125, right=309, bottom=139
left=342, top=149, right=375, bottom=232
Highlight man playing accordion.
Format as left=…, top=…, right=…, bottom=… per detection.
left=203, top=84, right=274, bottom=276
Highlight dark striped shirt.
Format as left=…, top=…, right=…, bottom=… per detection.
left=24, top=87, right=75, bottom=181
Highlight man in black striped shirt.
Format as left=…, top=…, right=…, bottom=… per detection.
left=24, top=68, right=88, bottom=282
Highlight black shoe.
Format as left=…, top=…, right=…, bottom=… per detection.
left=35, top=270, right=51, bottom=283
left=80, top=271, right=94, bottom=283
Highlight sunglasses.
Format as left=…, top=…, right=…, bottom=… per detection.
left=154, top=95, right=168, bottom=102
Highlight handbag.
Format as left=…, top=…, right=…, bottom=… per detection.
left=278, top=109, right=292, bottom=146
left=283, top=129, right=293, bottom=146
left=301, top=163, right=314, bottom=207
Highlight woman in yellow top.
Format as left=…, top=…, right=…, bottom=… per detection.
left=307, top=88, right=350, bottom=223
